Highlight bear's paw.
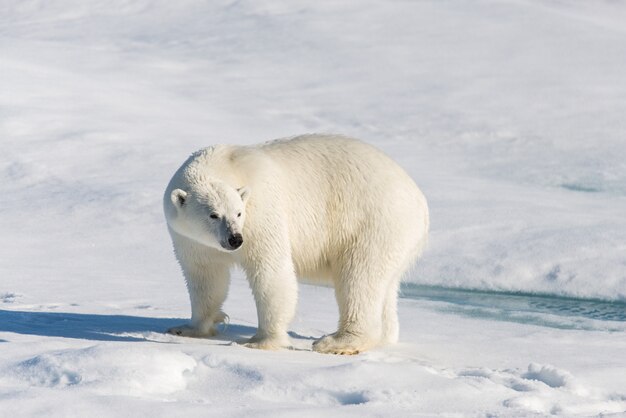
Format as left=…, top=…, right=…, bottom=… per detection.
left=243, top=334, right=290, bottom=351
left=312, top=332, right=372, bottom=355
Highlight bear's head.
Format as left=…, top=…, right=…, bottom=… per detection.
left=165, top=180, right=250, bottom=252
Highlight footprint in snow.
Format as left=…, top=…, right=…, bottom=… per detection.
left=1, top=293, right=20, bottom=303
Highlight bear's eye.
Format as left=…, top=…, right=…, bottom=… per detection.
left=237, top=212, right=241, bottom=217
left=209, top=213, right=219, bottom=219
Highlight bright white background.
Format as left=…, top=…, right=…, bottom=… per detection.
left=1, top=1, right=625, bottom=416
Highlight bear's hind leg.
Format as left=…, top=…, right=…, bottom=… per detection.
left=313, top=255, right=398, bottom=355
left=312, top=278, right=387, bottom=354
left=381, top=280, right=400, bottom=344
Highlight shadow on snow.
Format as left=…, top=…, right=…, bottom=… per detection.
left=0, top=310, right=257, bottom=343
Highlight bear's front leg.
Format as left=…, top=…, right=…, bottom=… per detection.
left=167, top=232, right=231, bottom=338
left=242, top=257, right=297, bottom=350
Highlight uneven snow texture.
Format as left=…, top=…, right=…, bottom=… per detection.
left=2, top=301, right=625, bottom=417
left=1, top=0, right=625, bottom=417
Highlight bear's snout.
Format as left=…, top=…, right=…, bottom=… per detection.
left=228, top=233, right=243, bottom=249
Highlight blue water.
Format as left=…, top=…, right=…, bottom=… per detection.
left=400, top=284, right=626, bottom=331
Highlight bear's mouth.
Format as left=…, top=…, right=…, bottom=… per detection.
left=222, top=244, right=241, bottom=253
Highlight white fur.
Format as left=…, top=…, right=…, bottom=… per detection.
left=163, top=134, right=429, bottom=354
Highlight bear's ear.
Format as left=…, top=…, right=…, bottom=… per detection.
left=238, top=186, right=251, bottom=204
left=171, top=189, right=188, bottom=208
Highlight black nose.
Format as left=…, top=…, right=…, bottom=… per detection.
left=228, top=233, right=243, bottom=249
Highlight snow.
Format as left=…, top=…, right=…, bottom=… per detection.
left=1, top=0, right=625, bottom=416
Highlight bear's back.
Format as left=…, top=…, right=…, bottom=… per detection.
left=256, top=134, right=420, bottom=208
left=248, top=135, right=427, bottom=280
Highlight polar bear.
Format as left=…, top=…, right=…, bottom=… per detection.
left=163, top=134, right=429, bottom=354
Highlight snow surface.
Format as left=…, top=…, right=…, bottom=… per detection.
left=1, top=0, right=625, bottom=416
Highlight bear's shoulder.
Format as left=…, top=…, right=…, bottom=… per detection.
left=189, top=144, right=235, bottom=162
